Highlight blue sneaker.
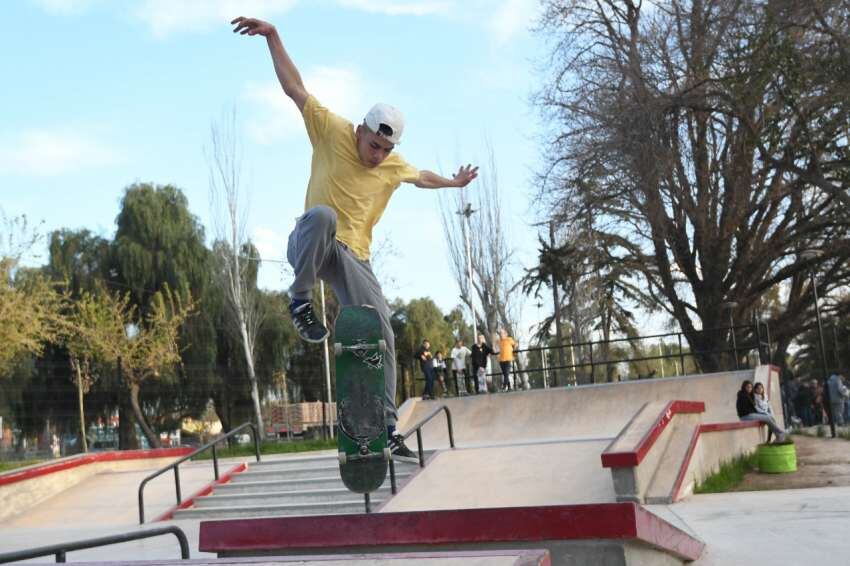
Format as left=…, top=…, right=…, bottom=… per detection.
left=289, top=301, right=329, bottom=343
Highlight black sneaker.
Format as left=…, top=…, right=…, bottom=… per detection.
left=289, top=301, right=329, bottom=343
left=389, top=434, right=418, bottom=462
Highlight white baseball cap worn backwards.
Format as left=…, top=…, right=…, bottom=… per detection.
left=364, top=103, right=405, bottom=145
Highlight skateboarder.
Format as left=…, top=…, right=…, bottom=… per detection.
left=232, top=16, right=478, bottom=460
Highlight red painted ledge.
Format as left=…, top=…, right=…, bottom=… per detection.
left=0, top=447, right=193, bottom=487
left=669, top=420, right=763, bottom=502
left=199, top=503, right=705, bottom=562
left=153, top=462, right=248, bottom=522
left=601, top=400, right=705, bottom=468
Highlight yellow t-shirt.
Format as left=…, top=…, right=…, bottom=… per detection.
left=498, top=337, right=517, bottom=362
left=302, top=95, right=419, bottom=260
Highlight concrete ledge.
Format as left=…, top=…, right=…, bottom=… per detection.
left=0, top=448, right=193, bottom=522
left=671, top=421, right=764, bottom=502
left=601, top=400, right=705, bottom=468
left=198, top=503, right=705, bottom=563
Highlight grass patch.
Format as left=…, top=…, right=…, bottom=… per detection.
left=0, top=459, right=44, bottom=473
left=191, top=438, right=336, bottom=460
left=694, top=452, right=758, bottom=494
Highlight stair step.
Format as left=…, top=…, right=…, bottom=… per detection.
left=196, top=486, right=393, bottom=507
left=172, top=499, right=383, bottom=520
left=230, top=465, right=343, bottom=481
left=214, top=472, right=413, bottom=494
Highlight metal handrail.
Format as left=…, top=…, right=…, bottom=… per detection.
left=0, top=525, right=189, bottom=564
left=138, top=422, right=260, bottom=524
left=400, top=404, right=454, bottom=467
left=377, top=405, right=453, bottom=511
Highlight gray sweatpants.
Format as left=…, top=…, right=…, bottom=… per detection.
left=286, top=205, right=398, bottom=426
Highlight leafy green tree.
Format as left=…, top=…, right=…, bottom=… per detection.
left=111, top=183, right=216, bottom=446
left=64, top=285, right=195, bottom=448
left=0, top=264, right=63, bottom=376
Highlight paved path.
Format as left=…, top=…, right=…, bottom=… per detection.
left=657, top=486, right=850, bottom=566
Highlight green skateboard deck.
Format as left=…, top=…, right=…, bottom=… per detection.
left=334, top=305, right=389, bottom=494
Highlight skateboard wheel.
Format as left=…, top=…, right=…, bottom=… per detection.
left=334, top=342, right=342, bottom=356
left=338, top=452, right=347, bottom=464
left=378, top=340, right=387, bottom=352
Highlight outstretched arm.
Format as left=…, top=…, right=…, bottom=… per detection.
left=414, top=164, right=479, bottom=189
left=231, top=17, right=309, bottom=112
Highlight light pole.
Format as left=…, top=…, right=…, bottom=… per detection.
left=319, top=281, right=334, bottom=439
left=536, top=301, right=549, bottom=388
left=801, top=249, right=835, bottom=438
left=457, top=203, right=478, bottom=341
left=721, top=301, right=739, bottom=370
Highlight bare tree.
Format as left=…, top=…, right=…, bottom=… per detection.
left=535, top=0, right=850, bottom=371
left=207, top=108, right=267, bottom=436
left=439, top=145, right=523, bottom=350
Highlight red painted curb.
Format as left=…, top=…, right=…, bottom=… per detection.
left=669, top=420, right=763, bottom=502
left=0, top=447, right=193, bottom=487
left=198, top=503, right=704, bottom=561
left=601, top=400, right=705, bottom=468
left=153, top=462, right=248, bottom=522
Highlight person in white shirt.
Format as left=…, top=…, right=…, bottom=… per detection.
left=433, top=351, right=448, bottom=397
left=753, top=382, right=773, bottom=416
left=450, top=339, right=472, bottom=395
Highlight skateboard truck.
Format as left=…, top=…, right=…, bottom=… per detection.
left=334, top=340, right=387, bottom=356
left=338, top=446, right=392, bottom=464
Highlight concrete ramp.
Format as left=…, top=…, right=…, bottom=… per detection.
left=382, top=440, right=615, bottom=512
left=396, top=369, right=772, bottom=449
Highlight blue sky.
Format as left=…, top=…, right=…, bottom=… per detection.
left=1, top=0, right=547, bottom=338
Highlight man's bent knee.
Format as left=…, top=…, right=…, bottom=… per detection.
left=302, top=205, right=337, bottom=230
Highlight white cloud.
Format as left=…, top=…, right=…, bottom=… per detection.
left=243, top=66, right=368, bottom=144
left=488, top=0, right=536, bottom=43
left=0, top=130, right=120, bottom=176
left=134, top=0, right=297, bottom=38
left=30, top=0, right=95, bottom=15
left=336, top=0, right=451, bottom=16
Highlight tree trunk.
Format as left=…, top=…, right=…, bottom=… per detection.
left=239, top=318, right=264, bottom=440
left=129, top=381, right=160, bottom=449
left=73, top=360, right=88, bottom=453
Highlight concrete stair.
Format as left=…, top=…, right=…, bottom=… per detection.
left=171, top=452, right=423, bottom=520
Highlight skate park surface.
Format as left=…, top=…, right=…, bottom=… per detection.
left=2, top=367, right=848, bottom=565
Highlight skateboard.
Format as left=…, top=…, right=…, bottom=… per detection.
left=334, top=305, right=390, bottom=494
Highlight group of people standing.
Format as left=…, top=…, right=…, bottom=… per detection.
left=785, top=373, right=850, bottom=427
left=415, top=330, right=520, bottom=399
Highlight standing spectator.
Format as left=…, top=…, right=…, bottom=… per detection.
left=737, top=380, right=785, bottom=442
left=471, top=333, right=494, bottom=394
left=450, top=339, right=472, bottom=396
left=827, top=373, right=849, bottom=426
left=415, top=340, right=435, bottom=400
left=794, top=381, right=815, bottom=426
left=497, top=329, right=517, bottom=391
left=433, top=351, right=448, bottom=397
left=814, top=381, right=827, bottom=424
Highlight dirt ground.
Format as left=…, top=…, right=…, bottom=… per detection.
left=736, top=433, right=850, bottom=491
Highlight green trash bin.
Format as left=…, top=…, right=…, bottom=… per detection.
left=757, top=442, right=797, bottom=473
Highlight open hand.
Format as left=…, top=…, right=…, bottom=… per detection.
left=231, top=17, right=276, bottom=37
left=453, top=164, right=479, bottom=187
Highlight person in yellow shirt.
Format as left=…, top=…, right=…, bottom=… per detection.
left=232, top=17, right=478, bottom=459
left=498, top=329, right=518, bottom=392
